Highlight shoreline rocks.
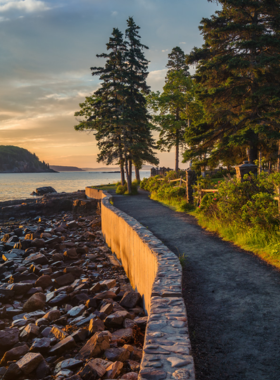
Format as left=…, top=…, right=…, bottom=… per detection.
left=0, top=207, right=146, bottom=380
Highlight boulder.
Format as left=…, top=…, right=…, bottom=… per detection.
left=77, top=331, right=110, bottom=360
left=35, top=359, right=50, bottom=379
left=35, top=187, right=57, bottom=196
left=105, top=311, right=131, bottom=328
left=55, top=273, right=75, bottom=287
left=106, top=361, right=124, bottom=378
left=64, top=248, right=79, bottom=260
left=88, top=318, right=105, bottom=335
left=104, top=347, right=130, bottom=362
left=43, top=309, right=61, bottom=321
left=16, top=352, right=43, bottom=374
left=25, top=253, right=48, bottom=265
left=120, top=291, right=141, bottom=309
left=20, top=323, right=40, bottom=340
left=0, top=344, right=29, bottom=365
left=30, top=337, right=51, bottom=354
left=49, top=336, right=76, bottom=355
left=35, top=275, right=52, bottom=289
left=3, top=363, right=22, bottom=380
left=23, top=292, right=46, bottom=312
left=0, top=328, right=19, bottom=349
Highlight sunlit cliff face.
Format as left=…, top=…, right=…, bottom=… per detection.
left=0, top=0, right=218, bottom=167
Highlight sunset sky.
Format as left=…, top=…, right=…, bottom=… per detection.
left=0, top=0, right=218, bottom=168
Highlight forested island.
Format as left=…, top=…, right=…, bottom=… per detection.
left=0, top=146, right=55, bottom=173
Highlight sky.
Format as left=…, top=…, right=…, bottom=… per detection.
left=0, top=0, right=219, bottom=169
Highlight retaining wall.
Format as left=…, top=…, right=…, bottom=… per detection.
left=86, top=187, right=195, bottom=380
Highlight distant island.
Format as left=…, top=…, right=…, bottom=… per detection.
left=0, top=146, right=56, bottom=173
left=50, top=165, right=84, bottom=172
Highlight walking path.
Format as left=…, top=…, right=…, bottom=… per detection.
left=113, top=190, right=280, bottom=380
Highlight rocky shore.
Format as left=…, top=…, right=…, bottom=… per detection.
left=0, top=204, right=146, bottom=379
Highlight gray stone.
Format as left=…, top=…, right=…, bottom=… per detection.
left=120, top=291, right=141, bottom=308
left=140, top=369, right=167, bottom=380
left=20, top=323, right=40, bottom=340
left=77, top=331, right=110, bottom=360
left=35, top=359, right=51, bottom=379
left=16, top=352, right=44, bottom=374
left=67, top=305, right=86, bottom=318
left=49, top=336, right=76, bottom=355
left=0, top=328, right=19, bottom=349
left=23, top=292, right=46, bottom=312
left=0, top=344, right=29, bottom=365
left=104, top=347, right=130, bottom=362
left=30, top=337, right=51, bottom=354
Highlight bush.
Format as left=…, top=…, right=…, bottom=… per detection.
left=116, top=180, right=138, bottom=195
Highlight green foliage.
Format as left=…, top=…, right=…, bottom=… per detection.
left=0, top=146, right=53, bottom=173
left=197, top=173, right=279, bottom=233
left=185, top=0, right=280, bottom=168
left=116, top=180, right=138, bottom=195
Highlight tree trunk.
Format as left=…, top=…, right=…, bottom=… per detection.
left=268, top=161, right=271, bottom=174
left=129, top=160, right=132, bottom=180
left=258, top=150, right=262, bottom=175
left=175, top=129, right=179, bottom=172
left=135, top=166, right=140, bottom=182
left=246, top=145, right=258, bottom=164
left=124, top=157, right=132, bottom=194
left=277, top=140, right=280, bottom=172
left=120, top=163, right=125, bottom=185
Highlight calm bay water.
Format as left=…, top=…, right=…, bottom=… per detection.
left=0, top=171, right=150, bottom=202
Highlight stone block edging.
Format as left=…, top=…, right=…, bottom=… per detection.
left=85, top=187, right=195, bottom=380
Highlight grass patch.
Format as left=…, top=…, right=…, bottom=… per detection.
left=191, top=210, right=280, bottom=270
left=149, top=190, right=280, bottom=271
left=91, top=184, right=117, bottom=191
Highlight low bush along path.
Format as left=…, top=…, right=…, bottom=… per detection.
left=113, top=189, right=280, bottom=380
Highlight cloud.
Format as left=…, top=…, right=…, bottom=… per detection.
left=161, top=49, right=168, bottom=53
left=0, top=0, right=49, bottom=13
left=180, top=41, right=186, bottom=45
left=111, top=10, right=117, bottom=16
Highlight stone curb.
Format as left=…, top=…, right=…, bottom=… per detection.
left=86, top=188, right=195, bottom=380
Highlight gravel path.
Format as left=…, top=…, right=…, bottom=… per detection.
left=113, top=190, right=280, bottom=380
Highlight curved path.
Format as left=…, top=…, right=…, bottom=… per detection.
left=113, top=190, right=280, bottom=380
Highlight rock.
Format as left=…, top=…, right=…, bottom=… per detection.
left=120, top=291, right=141, bottom=309
left=35, top=359, right=51, bottom=379
left=77, top=331, right=110, bottom=360
left=48, top=292, right=69, bottom=306
left=67, top=305, right=86, bottom=318
left=16, top=352, right=44, bottom=374
left=20, top=323, right=40, bottom=340
left=31, top=238, right=45, bottom=248
left=71, top=328, right=88, bottom=343
left=106, top=361, right=123, bottom=378
left=0, top=289, right=15, bottom=302
left=111, top=328, right=133, bottom=342
left=90, top=283, right=102, bottom=294
left=79, top=363, right=98, bottom=380
left=93, top=290, right=117, bottom=300
left=55, top=273, right=75, bottom=287
left=35, top=275, right=52, bottom=289
left=64, top=248, right=79, bottom=260
left=50, top=326, right=68, bottom=340
left=8, top=282, right=33, bottom=295
left=0, top=328, right=19, bottom=349
left=3, top=363, right=22, bottom=380
left=55, top=358, right=83, bottom=375
left=85, top=358, right=107, bottom=378
left=30, top=337, right=51, bottom=354
left=121, top=372, right=138, bottom=380
left=23, top=292, right=46, bottom=311
left=35, top=317, right=49, bottom=327
left=0, top=344, right=29, bottom=365
left=128, top=360, right=140, bottom=372
left=88, top=318, right=105, bottom=335
left=43, top=309, right=61, bottom=321
left=105, top=347, right=130, bottom=362
left=35, top=186, right=57, bottom=196
left=49, top=336, right=76, bottom=355
left=105, top=310, right=131, bottom=328
left=100, top=303, right=113, bottom=315
left=25, top=253, right=49, bottom=265
left=64, top=266, right=84, bottom=278
left=100, top=279, right=116, bottom=289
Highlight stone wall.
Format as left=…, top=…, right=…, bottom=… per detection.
left=85, top=187, right=195, bottom=380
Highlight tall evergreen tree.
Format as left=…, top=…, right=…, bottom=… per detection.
left=148, top=47, right=192, bottom=171
left=123, top=16, right=158, bottom=191
left=187, top=0, right=280, bottom=166
left=74, top=28, right=127, bottom=184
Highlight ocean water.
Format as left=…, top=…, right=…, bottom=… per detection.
left=0, top=171, right=150, bottom=202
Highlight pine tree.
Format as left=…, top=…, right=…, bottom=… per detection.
left=74, top=28, right=127, bottom=185
left=187, top=0, right=280, bottom=166
left=149, top=47, right=192, bottom=171
left=122, top=16, right=158, bottom=192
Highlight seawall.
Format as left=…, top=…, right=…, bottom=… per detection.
left=86, top=187, right=195, bottom=380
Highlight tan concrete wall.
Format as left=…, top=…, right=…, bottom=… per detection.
left=85, top=186, right=195, bottom=380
